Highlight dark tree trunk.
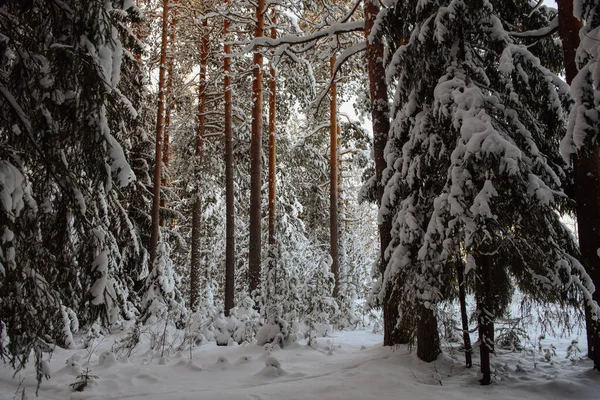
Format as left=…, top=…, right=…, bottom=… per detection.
left=363, top=0, right=407, bottom=345
left=416, top=305, right=440, bottom=362
left=248, top=0, right=266, bottom=298
left=149, top=0, right=170, bottom=266
left=575, top=153, right=600, bottom=366
left=456, top=257, right=472, bottom=368
left=224, top=4, right=235, bottom=316
left=329, top=55, right=340, bottom=299
left=190, top=199, right=202, bottom=311
left=475, top=253, right=494, bottom=385
left=557, top=0, right=599, bottom=364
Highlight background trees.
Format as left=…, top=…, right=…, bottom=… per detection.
left=1, top=0, right=599, bottom=387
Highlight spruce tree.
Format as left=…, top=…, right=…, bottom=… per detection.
left=561, top=0, right=600, bottom=368
left=0, top=0, right=140, bottom=381
left=381, top=0, right=597, bottom=382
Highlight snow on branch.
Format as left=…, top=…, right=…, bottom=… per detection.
left=240, top=20, right=364, bottom=53
left=312, top=42, right=367, bottom=113
left=509, top=16, right=558, bottom=39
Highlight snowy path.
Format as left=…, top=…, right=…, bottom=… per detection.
left=1, top=330, right=598, bottom=399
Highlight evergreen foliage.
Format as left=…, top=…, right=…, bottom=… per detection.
left=380, top=0, right=597, bottom=378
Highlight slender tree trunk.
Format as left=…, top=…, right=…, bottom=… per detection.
left=149, top=0, right=170, bottom=266
left=248, top=0, right=266, bottom=298
left=224, top=4, right=235, bottom=316
left=416, top=305, right=440, bottom=362
left=329, top=55, right=340, bottom=299
left=475, top=253, right=494, bottom=385
left=456, top=257, right=472, bottom=368
left=556, top=0, right=600, bottom=364
left=363, top=0, right=406, bottom=346
left=160, top=0, right=178, bottom=227
left=190, top=18, right=209, bottom=313
left=268, top=13, right=277, bottom=265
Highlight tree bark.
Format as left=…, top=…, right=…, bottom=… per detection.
left=475, top=253, right=494, bottom=385
left=160, top=0, right=178, bottom=228
left=224, top=3, right=235, bottom=316
left=268, top=13, right=277, bottom=266
left=248, top=0, right=266, bottom=298
left=190, top=18, right=209, bottom=313
left=149, top=0, right=170, bottom=266
left=456, top=257, right=472, bottom=368
left=330, top=55, right=340, bottom=299
left=416, top=305, right=441, bottom=362
left=557, top=0, right=599, bottom=364
left=363, top=0, right=406, bottom=346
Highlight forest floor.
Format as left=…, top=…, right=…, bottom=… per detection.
left=1, top=324, right=598, bottom=400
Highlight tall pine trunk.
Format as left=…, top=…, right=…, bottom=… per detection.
left=224, top=4, right=235, bottom=316
left=556, top=0, right=599, bottom=365
left=456, top=257, right=472, bottom=368
left=248, top=0, right=266, bottom=297
left=268, top=14, right=277, bottom=265
left=190, top=18, right=209, bottom=312
left=149, top=0, right=170, bottom=266
left=329, top=55, right=340, bottom=299
left=161, top=0, right=178, bottom=227
left=363, top=0, right=406, bottom=346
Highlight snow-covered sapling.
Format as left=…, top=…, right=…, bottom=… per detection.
left=69, top=367, right=99, bottom=392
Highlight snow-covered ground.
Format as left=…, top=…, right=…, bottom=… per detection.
left=1, top=326, right=598, bottom=400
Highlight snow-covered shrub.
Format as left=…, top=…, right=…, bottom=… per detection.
left=302, top=257, right=337, bottom=345
left=140, top=239, right=186, bottom=325
left=566, top=340, right=582, bottom=363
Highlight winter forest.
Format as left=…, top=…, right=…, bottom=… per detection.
left=2, top=0, right=600, bottom=398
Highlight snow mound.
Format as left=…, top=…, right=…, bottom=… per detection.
left=256, top=356, right=286, bottom=378
left=212, top=356, right=230, bottom=370
left=98, top=351, right=118, bottom=367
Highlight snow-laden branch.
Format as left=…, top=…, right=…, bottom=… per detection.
left=509, top=16, right=558, bottom=39
left=312, top=42, right=367, bottom=113
left=240, top=20, right=364, bottom=53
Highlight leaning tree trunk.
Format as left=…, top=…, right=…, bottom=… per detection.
left=190, top=18, right=209, bottom=313
left=363, top=0, right=407, bottom=346
left=556, top=0, right=599, bottom=364
left=224, top=3, right=235, bottom=316
left=149, top=0, right=170, bottom=266
left=456, top=257, right=472, bottom=368
left=329, top=55, right=340, bottom=299
left=248, top=0, right=266, bottom=298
